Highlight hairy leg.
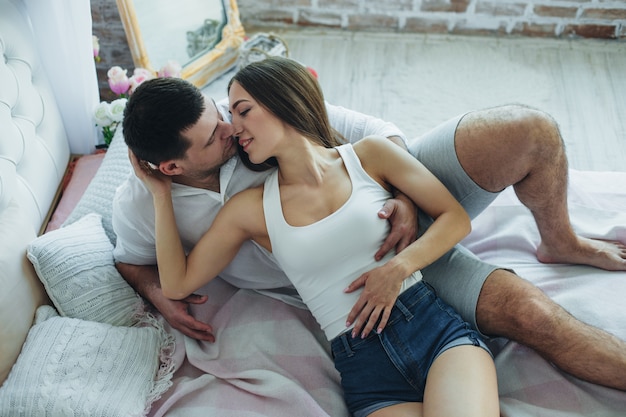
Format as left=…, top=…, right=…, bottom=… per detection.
left=423, top=346, right=499, bottom=417
left=478, top=269, right=626, bottom=390
left=455, top=104, right=626, bottom=271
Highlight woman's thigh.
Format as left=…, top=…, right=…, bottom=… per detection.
left=423, top=345, right=499, bottom=417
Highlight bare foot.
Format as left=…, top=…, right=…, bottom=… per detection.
left=537, top=237, right=626, bottom=271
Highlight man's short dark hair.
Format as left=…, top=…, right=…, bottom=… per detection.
left=123, top=77, right=206, bottom=164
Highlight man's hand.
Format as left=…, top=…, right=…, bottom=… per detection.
left=152, top=293, right=216, bottom=342
left=116, top=262, right=215, bottom=342
left=375, top=192, right=418, bottom=261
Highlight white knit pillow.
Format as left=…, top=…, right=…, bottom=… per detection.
left=62, top=127, right=131, bottom=244
left=27, top=213, right=143, bottom=326
left=0, top=305, right=174, bottom=417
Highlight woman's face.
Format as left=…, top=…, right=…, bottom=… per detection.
left=228, top=81, right=286, bottom=164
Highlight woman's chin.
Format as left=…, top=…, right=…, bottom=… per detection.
left=248, top=155, right=263, bottom=164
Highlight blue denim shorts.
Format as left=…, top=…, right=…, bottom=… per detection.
left=330, top=281, right=491, bottom=417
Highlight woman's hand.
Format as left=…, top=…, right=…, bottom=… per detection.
left=128, top=149, right=172, bottom=197
left=344, top=263, right=406, bottom=339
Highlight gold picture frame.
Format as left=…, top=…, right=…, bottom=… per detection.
left=116, top=0, right=245, bottom=87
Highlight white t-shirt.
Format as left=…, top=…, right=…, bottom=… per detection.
left=112, top=99, right=407, bottom=306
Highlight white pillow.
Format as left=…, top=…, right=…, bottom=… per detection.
left=62, top=127, right=131, bottom=244
left=0, top=305, right=174, bottom=417
left=26, top=213, right=144, bottom=326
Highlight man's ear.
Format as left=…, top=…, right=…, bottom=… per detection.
left=159, top=160, right=183, bottom=176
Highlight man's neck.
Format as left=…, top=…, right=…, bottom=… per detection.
left=172, top=173, right=221, bottom=193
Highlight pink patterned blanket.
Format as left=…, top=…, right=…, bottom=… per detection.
left=148, top=169, right=626, bottom=417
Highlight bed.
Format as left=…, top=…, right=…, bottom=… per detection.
left=1, top=0, right=625, bottom=415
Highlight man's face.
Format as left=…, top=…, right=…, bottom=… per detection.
left=178, top=97, right=237, bottom=180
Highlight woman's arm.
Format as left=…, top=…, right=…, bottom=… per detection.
left=153, top=189, right=259, bottom=300
left=346, top=136, right=471, bottom=337
left=128, top=150, right=260, bottom=301
left=377, top=139, right=470, bottom=273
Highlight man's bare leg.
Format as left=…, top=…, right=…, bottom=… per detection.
left=477, top=269, right=626, bottom=391
left=455, top=104, right=626, bottom=271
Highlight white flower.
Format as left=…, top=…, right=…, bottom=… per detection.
left=109, top=98, right=127, bottom=123
left=93, top=101, right=113, bottom=127
left=92, top=35, right=100, bottom=62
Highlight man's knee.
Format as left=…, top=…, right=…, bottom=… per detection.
left=512, top=105, right=562, bottom=147
left=464, top=104, right=560, bottom=144
left=456, top=104, right=565, bottom=192
left=475, top=269, right=562, bottom=339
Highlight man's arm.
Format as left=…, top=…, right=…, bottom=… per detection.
left=374, top=135, right=419, bottom=257
left=116, top=262, right=215, bottom=342
left=112, top=179, right=216, bottom=341
left=326, top=102, right=409, bottom=146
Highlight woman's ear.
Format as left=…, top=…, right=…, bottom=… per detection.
left=159, top=160, right=183, bottom=176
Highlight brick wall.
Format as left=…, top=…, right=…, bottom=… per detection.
left=91, top=0, right=135, bottom=102
left=91, top=0, right=625, bottom=99
left=238, top=0, right=626, bottom=40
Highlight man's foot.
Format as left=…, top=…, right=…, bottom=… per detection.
left=537, top=237, right=626, bottom=271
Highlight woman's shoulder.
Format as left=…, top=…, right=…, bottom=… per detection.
left=352, top=135, right=394, bottom=159
left=353, top=134, right=390, bottom=149
left=218, top=185, right=266, bottom=237
left=226, top=185, right=264, bottom=208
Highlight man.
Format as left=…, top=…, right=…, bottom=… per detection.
left=113, top=76, right=626, bottom=392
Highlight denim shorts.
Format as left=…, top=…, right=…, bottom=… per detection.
left=330, top=281, right=491, bottom=417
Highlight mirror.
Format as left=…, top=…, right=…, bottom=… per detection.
left=116, top=0, right=245, bottom=87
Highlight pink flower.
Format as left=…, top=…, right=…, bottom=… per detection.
left=107, top=66, right=130, bottom=96
left=128, top=67, right=156, bottom=94
left=158, top=60, right=182, bottom=78
left=92, top=35, right=101, bottom=62
left=133, top=67, right=155, bottom=79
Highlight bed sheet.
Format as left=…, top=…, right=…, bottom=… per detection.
left=462, top=170, right=626, bottom=417
left=147, top=169, right=626, bottom=416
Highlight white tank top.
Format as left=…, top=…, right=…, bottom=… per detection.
left=263, top=144, right=421, bottom=340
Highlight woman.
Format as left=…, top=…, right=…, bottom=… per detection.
left=132, top=56, right=499, bottom=417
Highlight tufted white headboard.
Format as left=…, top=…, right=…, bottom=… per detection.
left=0, top=0, right=69, bottom=384
left=0, top=0, right=70, bottom=234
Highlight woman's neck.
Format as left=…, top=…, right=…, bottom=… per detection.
left=276, top=139, right=337, bottom=187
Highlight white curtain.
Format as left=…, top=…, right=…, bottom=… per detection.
left=22, top=0, right=99, bottom=155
